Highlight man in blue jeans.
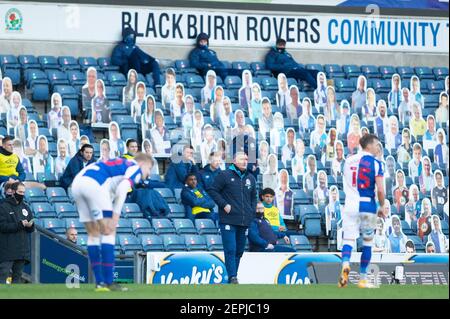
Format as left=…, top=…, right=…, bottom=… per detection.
left=208, top=151, right=257, bottom=284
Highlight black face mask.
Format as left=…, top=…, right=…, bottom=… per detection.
left=277, top=47, right=285, bottom=53
left=256, top=212, right=264, bottom=219
left=14, top=193, right=24, bottom=204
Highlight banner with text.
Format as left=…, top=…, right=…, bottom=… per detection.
left=0, top=3, right=448, bottom=53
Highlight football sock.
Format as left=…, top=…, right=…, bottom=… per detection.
left=341, top=244, right=352, bottom=268
left=101, top=234, right=116, bottom=285
left=360, top=245, right=372, bottom=280
left=87, top=236, right=104, bottom=285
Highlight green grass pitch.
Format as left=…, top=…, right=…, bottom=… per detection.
left=0, top=284, right=447, bottom=299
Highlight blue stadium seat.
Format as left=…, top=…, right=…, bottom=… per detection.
left=379, top=65, right=396, bottom=79
left=41, top=218, right=66, bottom=234
left=154, top=188, right=176, bottom=204
left=174, top=59, right=197, bottom=74
left=397, top=66, right=415, bottom=78
left=441, top=220, right=449, bottom=236
left=46, top=70, right=69, bottom=87
left=324, top=64, right=345, bottom=78
left=97, top=57, right=120, bottom=72
left=78, top=56, right=98, bottom=70
left=232, top=61, right=250, bottom=70
left=131, top=218, right=155, bottom=235
left=401, top=220, right=415, bottom=236
left=205, top=234, right=223, bottom=251
left=334, top=78, right=354, bottom=93
left=122, top=203, right=144, bottom=219
left=306, top=64, right=323, bottom=72
left=106, top=72, right=127, bottom=87
left=184, top=73, right=204, bottom=88
left=64, top=218, right=86, bottom=233
left=194, top=219, right=218, bottom=235
left=66, top=70, right=86, bottom=86
left=224, top=75, right=242, bottom=89
left=0, top=54, right=20, bottom=69
left=408, top=235, right=425, bottom=253
left=152, top=218, right=176, bottom=235
left=260, top=77, right=278, bottom=91
left=342, top=64, right=361, bottom=78
left=77, top=234, right=88, bottom=247
left=427, top=81, right=445, bottom=94
left=3, top=68, right=21, bottom=86
left=140, top=234, right=164, bottom=251
left=168, top=203, right=186, bottom=219
left=105, top=86, right=120, bottom=101
left=370, top=78, right=390, bottom=94
left=18, top=55, right=41, bottom=70
left=54, top=203, right=78, bottom=218
left=184, top=234, right=207, bottom=251
left=162, top=234, right=186, bottom=251
left=117, top=218, right=133, bottom=234
left=38, top=55, right=59, bottom=69
left=432, top=67, right=448, bottom=80
left=31, top=202, right=56, bottom=218
left=173, top=219, right=197, bottom=234
left=46, top=187, right=70, bottom=203
left=118, top=235, right=142, bottom=255
left=58, top=56, right=80, bottom=71
left=415, top=66, right=435, bottom=80
left=25, top=187, right=48, bottom=203
left=250, top=62, right=271, bottom=76
left=290, top=235, right=313, bottom=252
left=361, top=65, right=382, bottom=78
left=293, top=190, right=312, bottom=205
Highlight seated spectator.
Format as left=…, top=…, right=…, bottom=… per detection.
left=111, top=27, right=161, bottom=89
left=248, top=202, right=294, bottom=252
left=409, top=102, right=426, bottom=139
left=409, top=76, right=424, bottom=107
left=239, top=70, right=252, bottom=110
left=362, top=88, right=377, bottom=124
left=275, top=170, right=294, bottom=221
left=435, top=92, right=448, bottom=125
left=325, top=185, right=342, bottom=237
left=66, top=227, right=78, bottom=244
left=32, top=135, right=54, bottom=179
left=265, top=38, right=318, bottom=88
left=434, top=128, right=448, bottom=165
left=431, top=170, right=447, bottom=213
left=0, top=136, right=25, bottom=189
left=269, top=113, right=285, bottom=153
left=141, top=95, right=156, bottom=136
left=199, top=152, right=222, bottom=191
left=0, top=77, right=12, bottom=113
left=12, top=139, right=31, bottom=175
left=388, top=215, right=408, bottom=253
left=332, top=140, right=345, bottom=178
left=423, top=115, right=437, bottom=152
left=91, top=79, right=111, bottom=126
left=14, top=107, right=28, bottom=142
left=398, top=87, right=411, bottom=126
left=408, top=143, right=423, bottom=179
left=298, top=97, right=315, bottom=134
left=263, top=154, right=278, bottom=190
left=24, top=120, right=39, bottom=157
left=351, top=75, right=367, bottom=116
left=59, top=144, right=95, bottom=190
left=257, top=141, right=270, bottom=175
left=426, top=241, right=436, bottom=253
left=291, top=139, right=306, bottom=181
left=106, top=121, right=125, bottom=159
left=428, top=215, right=449, bottom=253
left=310, top=114, right=327, bottom=151
left=122, top=69, right=138, bottom=108
left=201, top=70, right=217, bottom=109
left=324, top=86, right=339, bottom=125
left=57, top=106, right=72, bottom=142
left=6, top=91, right=23, bottom=129
left=374, top=100, right=389, bottom=137
left=286, top=85, right=302, bottom=123
left=248, top=83, right=262, bottom=124
left=165, top=144, right=198, bottom=190
left=276, top=73, right=291, bottom=113
left=314, top=72, right=327, bottom=109
left=419, top=156, right=434, bottom=194
left=397, top=128, right=412, bottom=165
left=141, top=139, right=159, bottom=175
left=417, top=198, right=432, bottom=240
left=182, top=95, right=195, bottom=137
left=261, top=188, right=289, bottom=234
left=161, top=68, right=176, bottom=108
left=220, top=96, right=234, bottom=133
left=81, top=67, right=97, bottom=113
left=150, top=110, right=171, bottom=156
left=281, top=128, right=296, bottom=167
left=313, top=170, right=329, bottom=209
left=337, top=100, right=350, bottom=137
left=303, top=155, right=317, bottom=193
left=258, top=98, right=273, bottom=139
left=98, top=138, right=111, bottom=162
left=347, top=114, right=361, bottom=155
left=190, top=110, right=204, bottom=151
left=405, top=184, right=421, bottom=228
left=209, top=86, right=224, bottom=124
left=170, top=83, right=185, bottom=121
left=130, top=81, right=146, bottom=118
left=189, top=32, right=242, bottom=80
left=385, top=115, right=402, bottom=151
left=47, top=92, right=62, bottom=130
left=181, top=173, right=217, bottom=222
left=392, top=169, right=409, bottom=210
left=387, top=73, right=402, bottom=113
left=122, top=139, right=138, bottom=160
left=373, top=217, right=390, bottom=253
left=200, top=125, right=218, bottom=168
left=55, top=139, right=70, bottom=176
left=67, top=120, right=80, bottom=158
left=321, top=128, right=337, bottom=165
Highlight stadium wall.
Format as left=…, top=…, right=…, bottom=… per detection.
left=1, top=1, right=448, bottom=67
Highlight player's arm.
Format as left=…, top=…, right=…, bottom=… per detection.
left=112, top=179, right=132, bottom=216
left=375, top=175, right=385, bottom=208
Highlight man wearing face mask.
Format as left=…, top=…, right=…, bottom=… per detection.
left=111, top=27, right=161, bottom=90
left=189, top=33, right=243, bottom=81
left=0, top=182, right=35, bottom=284
left=265, top=38, right=318, bottom=89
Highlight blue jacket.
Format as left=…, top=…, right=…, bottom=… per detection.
left=59, top=150, right=96, bottom=190
left=181, top=185, right=216, bottom=216
left=164, top=160, right=199, bottom=190
left=188, top=33, right=224, bottom=74
left=248, top=217, right=285, bottom=252
left=208, top=164, right=257, bottom=227
left=265, top=47, right=299, bottom=76
left=130, top=187, right=170, bottom=218
left=198, top=165, right=221, bottom=191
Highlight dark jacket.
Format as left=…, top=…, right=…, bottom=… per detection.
left=265, top=47, right=299, bottom=76
left=59, top=150, right=95, bottom=190
left=181, top=185, right=216, bottom=217
left=111, top=27, right=155, bottom=75
left=188, top=33, right=224, bottom=74
left=198, top=165, right=221, bottom=191
left=0, top=147, right=25, bottom=184
left=248, top=216, right=285, bottom=252
left=130, top=188, right=170, bottom=218
left=164, top=160, right=199, bottom=190
left=0, top=197, right=34, bottom=263
left=208, top=164, right=257, bottom=227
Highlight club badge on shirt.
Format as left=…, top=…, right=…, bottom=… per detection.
left=245, top=179, right=252, bottom=190
left=22, top=209, right=28, bottom=217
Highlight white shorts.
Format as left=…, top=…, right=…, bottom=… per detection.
left=71, top=175, right=114, bottom=223
left=341, top=210, right=377, bottom=241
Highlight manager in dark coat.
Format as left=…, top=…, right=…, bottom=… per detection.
left=59, top=144, right=95, bottom=190
left=0, top=182, right=35, bottom=284
left=208, top=143, right=257, bottom=284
